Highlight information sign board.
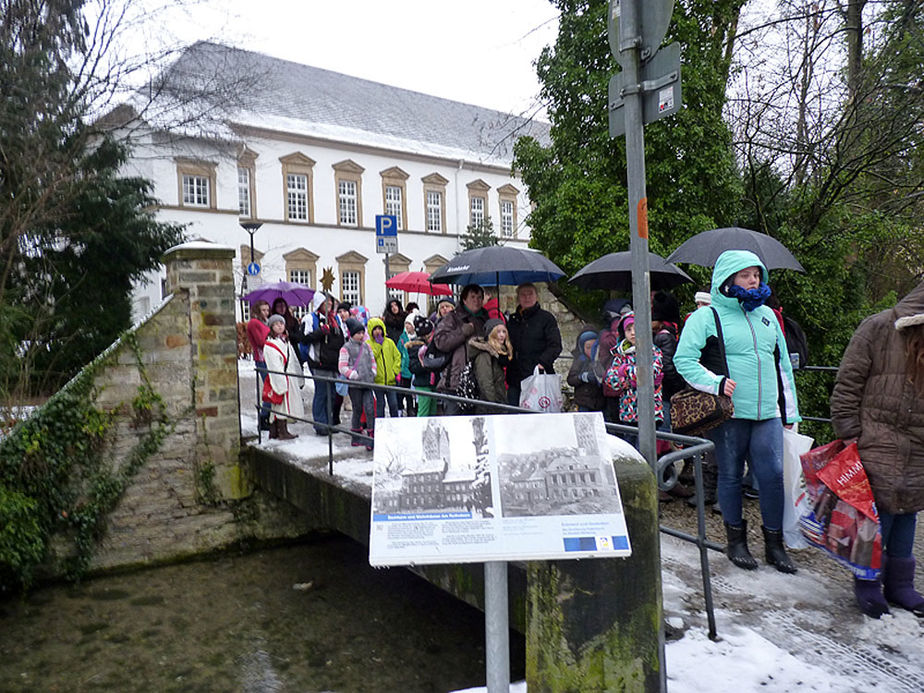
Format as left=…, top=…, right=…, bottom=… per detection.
left=369, top=413, right=632, bottom=566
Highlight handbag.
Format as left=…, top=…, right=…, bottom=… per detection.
left=262, top=376, right=284, bottom=405
left=262, top=342, right=287, bottom=405
left=670, top=307, right=734, bottom=436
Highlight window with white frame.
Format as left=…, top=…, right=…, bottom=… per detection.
left=339, top=179, right=358, bottom=226
left=341, top=270, right=361, bottom=305
left=238, top=166, right=251, bottom=216
left=289, top=269, right=311, bottom=285
left=500, top=199, right=514, bottom=237
left=470, top=196, right=485, bottom=227
left=385, top=185, right=403, bottom=222
left=182, top=174, right=210, bottom=207
left=287, top=173, right=309, bottom=221
left=426, top=190, right=442, bottom=232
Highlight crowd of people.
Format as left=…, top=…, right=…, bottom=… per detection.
left=243, top=254, right=924, bottom=619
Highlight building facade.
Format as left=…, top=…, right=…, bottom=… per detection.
left=115, top=42, right=548, bottom=321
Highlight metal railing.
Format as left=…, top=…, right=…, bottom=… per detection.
left=250, top=364, right=723, bottom=638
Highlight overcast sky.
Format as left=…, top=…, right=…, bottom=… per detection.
left=145, top=0, right=560, bottom=117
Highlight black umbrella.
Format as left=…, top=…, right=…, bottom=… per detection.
left=569, top=251, right=693, bottom=292
left=666, top=227, right=804, bottom=272
left=429, top=245, right=566, bottom=286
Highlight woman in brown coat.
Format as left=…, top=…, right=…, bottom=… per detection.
left=830, top=279, right=924, bottom=618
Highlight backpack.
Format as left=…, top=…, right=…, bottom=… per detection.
left=455, top=360, right=479, bottom=412
left=782, top=315, right=809, bottom=370
left=418, top=342, right=449, bottom=372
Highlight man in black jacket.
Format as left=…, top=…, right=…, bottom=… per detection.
left=300, top=294, right=344, bottom=435
left=506, top=283, right=562, bottom=406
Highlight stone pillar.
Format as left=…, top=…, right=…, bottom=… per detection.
left=162, top=241, right=245, bottom=499
left=526, top=458, right=662, bottom=691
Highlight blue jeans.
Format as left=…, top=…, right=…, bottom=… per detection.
left=374, top=387, right=400, bottom=418
left=880, top=511, right=918, bottom=559
left=713, top=417, right=784, bottom=529
left=312, top=369, right=335, bottom=434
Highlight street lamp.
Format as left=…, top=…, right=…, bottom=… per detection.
left=240, top=221, right=263, bottom=319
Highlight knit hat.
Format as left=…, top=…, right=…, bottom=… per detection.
left=346, top=317, right=365, bottom=336
left=437, top=297, right=455, bottom=308
left=694, top=291, right=711, bottom=306
left=338, top=301, right=353, bottom=313
left=267, top=314, right=286, bottom=328
left=618, top=312, right=635, bottom=338
left=484, top=318, right=505, bottom=338
left=413, top=314, right=434, bottom=337
left=405, top=310, right=419, bottom=326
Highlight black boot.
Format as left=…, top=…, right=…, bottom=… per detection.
left=854, top=577, right=890, bottom=619
left=725, top=521, right=758, bottom=570
left=268, top=419, right=279, bottom=439
left=762, top=526, right=797, bottom=574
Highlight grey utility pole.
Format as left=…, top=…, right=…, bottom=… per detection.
left=607, top=0, right=681, bottom=468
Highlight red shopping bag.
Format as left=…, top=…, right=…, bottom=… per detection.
left=799, top=441, right=882, bottom=579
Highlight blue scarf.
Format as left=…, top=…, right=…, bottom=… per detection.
left=727, top=282, right=771, bottom=312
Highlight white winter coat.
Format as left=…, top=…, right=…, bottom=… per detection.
left=263, top=335, right=305, bottom=422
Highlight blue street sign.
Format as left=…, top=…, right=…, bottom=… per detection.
left=247, top=262, right=260, bottom=276
left=375, top=214, right=398, bottom=237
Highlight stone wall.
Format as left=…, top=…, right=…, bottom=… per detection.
left=54, top=242, right=309, bottom=574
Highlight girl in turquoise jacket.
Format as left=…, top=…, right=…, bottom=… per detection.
left=367, top=317, right=402, bottom=418
left=675, top=249, right=801, bottom=574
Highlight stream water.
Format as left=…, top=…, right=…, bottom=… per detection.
left=0, top=534, right=525, bottom=692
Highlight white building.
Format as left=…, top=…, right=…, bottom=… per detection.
left=113, top=42, right=549, bottom=321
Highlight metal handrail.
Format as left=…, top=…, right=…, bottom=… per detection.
left=250, top=364, right=722, bottom=638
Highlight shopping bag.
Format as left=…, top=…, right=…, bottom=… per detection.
left=799, top=441, right=882, bottom=579
left=518, top=366, right=562, bottom=413
left=781, top=427, right=813, bottom=549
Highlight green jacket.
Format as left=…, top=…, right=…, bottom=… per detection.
left=674, top=250, right=800, bottom=423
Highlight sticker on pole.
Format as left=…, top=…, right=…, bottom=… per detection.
left=368, top=412, right=631, bottom=567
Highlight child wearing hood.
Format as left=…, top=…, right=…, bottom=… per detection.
left=339, top=318, right=377, bottom=449
left=567, top=327, right=605, bottom=412
left=406, top=314, right=438, bottom=417
left=367, top=316, right=402, bottom=418
left=604, top=312, right=664, bottom=445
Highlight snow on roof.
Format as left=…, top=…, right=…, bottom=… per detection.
left=133, top=41, right=550, bottom=166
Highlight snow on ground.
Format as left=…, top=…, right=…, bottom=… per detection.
left=239, top=362, right=924, bottom=692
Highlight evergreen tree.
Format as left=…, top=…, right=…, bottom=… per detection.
left=0, top=0, right=183, bottom=397
left=461, top=217, right=500, bottom=250
left=513, top=0, right=745, bottom=306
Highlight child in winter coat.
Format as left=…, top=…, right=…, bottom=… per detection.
left=339, top=318, right=377, bottom=449
left=406, top=314, right=438, bottom=417
left=263, top=314, right=304, bottom=440
left=367, top=317, right=401, bottom=419
left=466, top=318, right=512, bottom=413
left=604, top=312, right=664, bottom=447
left=397, top=311, right=418, bottom=416
left=566, top=327, right=604, bottom=412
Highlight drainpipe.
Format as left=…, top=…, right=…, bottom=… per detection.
left=454, top=159, right=464, bottom=250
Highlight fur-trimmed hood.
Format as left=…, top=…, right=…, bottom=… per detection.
left=468, top=335, right=511, bottom=359
left=893, top=278, right=924, bottom=330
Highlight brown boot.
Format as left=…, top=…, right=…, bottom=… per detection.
left=268, top=419, right=279, bottom=439
left=277, top=419, right=297, bottom=440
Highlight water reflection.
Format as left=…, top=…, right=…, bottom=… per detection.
left=0, top=534, right=525, bottom=692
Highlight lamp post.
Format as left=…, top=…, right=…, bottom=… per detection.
left=240, top=221, right=263, bottom=319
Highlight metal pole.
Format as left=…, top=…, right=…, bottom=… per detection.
left=620, top=1, right=656, bottom=467
left=484, top=561, right=510, bottom=693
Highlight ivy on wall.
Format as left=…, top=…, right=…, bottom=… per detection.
left=0, top=332, right=172, bottom=592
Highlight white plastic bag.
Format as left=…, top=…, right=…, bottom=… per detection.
left=518, top=366, right=563, bottom=413
left=782, top=427, right=814, bottom=549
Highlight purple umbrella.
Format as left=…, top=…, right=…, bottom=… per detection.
left=243, top=281, right=316, bottom=306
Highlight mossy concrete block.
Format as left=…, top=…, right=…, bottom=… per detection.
left=526, top=458, right=661, bottom=693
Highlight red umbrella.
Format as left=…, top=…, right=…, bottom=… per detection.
left=385, top=271, right=453, bottom=296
